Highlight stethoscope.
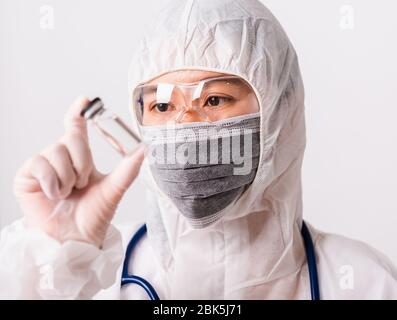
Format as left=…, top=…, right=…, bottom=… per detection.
left=121, top=221, right=320, bottom=300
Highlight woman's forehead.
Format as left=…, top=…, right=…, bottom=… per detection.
left=147, top=70, right=230, bottom=85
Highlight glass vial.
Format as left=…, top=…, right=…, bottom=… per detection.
left=80, top=97, right=141, bottom=156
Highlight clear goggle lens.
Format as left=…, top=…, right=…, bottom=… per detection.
left=132, top=76, right=259, bottom=126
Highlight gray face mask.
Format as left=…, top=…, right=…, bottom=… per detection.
left=140, top=113, right=260, bottom=228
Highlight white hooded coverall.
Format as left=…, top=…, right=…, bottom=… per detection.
left=0, top=0, right=396, bottom=299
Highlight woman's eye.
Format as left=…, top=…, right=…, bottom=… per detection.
left=153, top=103, right=170, bottom=112
left=205, top=96, right=230, bottom=107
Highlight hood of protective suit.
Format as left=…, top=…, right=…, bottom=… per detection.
left=127, top=0, right=308, bottom=299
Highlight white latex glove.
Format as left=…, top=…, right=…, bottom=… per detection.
left=13, top=96, right=146, bottom=248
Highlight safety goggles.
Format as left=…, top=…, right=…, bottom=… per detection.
left=132, top=76, right=259, bottom=126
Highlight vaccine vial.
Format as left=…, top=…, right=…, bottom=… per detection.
left=80, top=97, right=141, bottom=156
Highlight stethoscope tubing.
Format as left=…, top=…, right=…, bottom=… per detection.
left=121, top=221, right=320, bottom=300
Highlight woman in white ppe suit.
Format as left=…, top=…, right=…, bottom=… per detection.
left=1, top=0, right=396, bottom=300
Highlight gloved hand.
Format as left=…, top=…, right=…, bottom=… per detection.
left=13, top=97, right=146, bottom=248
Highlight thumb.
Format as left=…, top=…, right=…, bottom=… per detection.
left=100, top=143, right=147, bottom=208
left=64, top=96, right=90, bottom=141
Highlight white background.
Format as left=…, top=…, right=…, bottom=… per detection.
left=0, top=0, right=396, bottom=265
